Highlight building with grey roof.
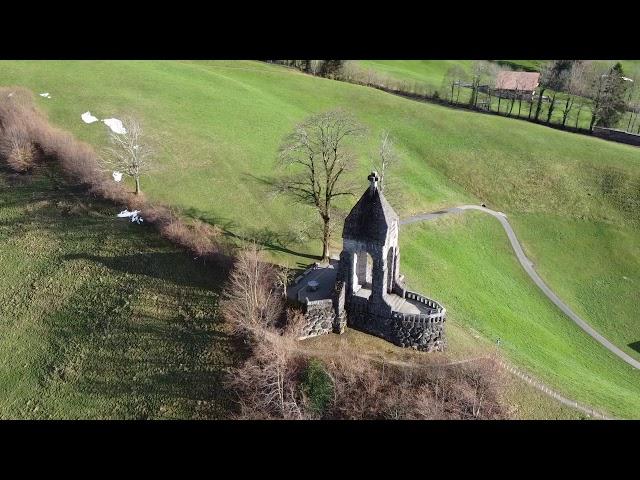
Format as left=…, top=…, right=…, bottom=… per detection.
left=287, top=171, right=446, bottom=351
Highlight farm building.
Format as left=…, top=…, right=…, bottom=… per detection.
left=493, top=71, right=540, bottom=100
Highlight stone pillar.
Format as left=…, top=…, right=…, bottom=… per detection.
left=371, top=250, right=386, bottom=300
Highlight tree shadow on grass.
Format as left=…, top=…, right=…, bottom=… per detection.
left=42, top=249, right=244, bottom=419
left=629, top=341, right=640, bottom=354
left=182, top=205, right=322, bottom=262
left=62, top=251, right=227, bottom=291
left=1, top=168, right=243, bottom=419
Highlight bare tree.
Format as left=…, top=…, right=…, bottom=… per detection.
left=534, top=60, right=573, bottom=122
left=374, top=130, right=401, bottom=194
left=469, top=61, right=492, bottom=108
left=442, top=65, right=465, bottom=104
left=559, top=61, right=586, bottom=127
left=276, top=109, right=365, bottom=262
left=101, top=117, right=152, bottom=195
left=220, top=244, right=284, bottom=338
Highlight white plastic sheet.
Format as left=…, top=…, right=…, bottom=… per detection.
left=103, top=118, right=127, bottom=134
left=117, top=209, right=144, bottom=224
left=81, top=111, right=99, bottom=124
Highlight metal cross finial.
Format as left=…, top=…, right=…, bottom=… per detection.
left=368, top=171, right=379, bottom=191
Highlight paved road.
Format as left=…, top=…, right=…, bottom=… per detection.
left=401, top=205, right=640, bottom=371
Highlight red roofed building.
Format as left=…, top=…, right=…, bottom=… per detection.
left=494, top=71, right=541, bottom=100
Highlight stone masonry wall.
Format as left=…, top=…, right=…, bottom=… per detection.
left=299, top=300, right=335, bottom=340
left=347, top=302, right=446, bottom=352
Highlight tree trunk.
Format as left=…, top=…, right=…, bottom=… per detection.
left=321, top=216, right=331, bottom=262
left=546, top=93, right=557, bottom=124
left=534, top=87, right=546, bottom=121
left=562, top=97, right=571, bottom=126
left=518, top=98, right=522, bottom=117
left=589, top=112, right=597, bottom=132
left=135, top=176, right=141, bottom=195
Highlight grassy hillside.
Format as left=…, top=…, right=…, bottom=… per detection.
left=1, top=60, right=639, bottom=415
left=356, top=60, right=473, bottom=89
left=0, top=168, right=584, bottom=419
left=0, top=168, right=235, bottom=419
left=400, top=213, right=640, bottom=418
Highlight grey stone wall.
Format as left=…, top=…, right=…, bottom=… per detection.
left=299, top=300, right=335, bottom=339
left=593, top=127, right=640, bottom=147
left=346, top=300, right=446, bottom=352
left=332, top=281, right=347, bottom=334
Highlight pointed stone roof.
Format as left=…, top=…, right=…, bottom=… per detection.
left=343, top=172, right=399, bottom=244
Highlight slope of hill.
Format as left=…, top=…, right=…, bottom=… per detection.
left=1, top=60, right=639, bottom=416
left=0, top=168, right=235, bottom=419
left=401, top=212, right=640, bottom=418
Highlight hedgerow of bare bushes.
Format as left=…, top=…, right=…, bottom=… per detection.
left=0, top=87, right=229, bottom=266
left=221, top=245, right=507, bottom=420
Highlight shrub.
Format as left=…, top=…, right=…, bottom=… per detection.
left=299, top=358, right=334, bottom=416
left=0, top=127, right=36, bottom=172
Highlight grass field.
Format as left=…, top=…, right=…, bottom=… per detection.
left=0, top=60, right=639, bottom=417
left=400, top=213, right=640, bottom=418
left=356, top=60, right=473, bottom=90
left=0, top=168, right=236, bottom=419
left=0, top=168, right=582, bottom=419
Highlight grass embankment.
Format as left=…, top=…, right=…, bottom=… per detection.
left=0, top=60, right=639, bottom=416
left=400, top=212, right=640, bottom=419
left=0, top=168, right=235, bottom=419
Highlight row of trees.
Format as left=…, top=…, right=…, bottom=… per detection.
left=267, top=60, right=346, bottom=78
left=443, top=60, right=637, bottom=132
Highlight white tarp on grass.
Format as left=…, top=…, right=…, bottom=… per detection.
left=39, top=92, right=52, bottom=98
left=103, top=118, right=126, bottom=134
left=117, top=209, right=144, bottom=224
left=81, top=111, right=99, bottom=124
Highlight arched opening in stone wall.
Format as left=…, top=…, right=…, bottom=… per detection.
left=353, top=251, right=373, bottom=299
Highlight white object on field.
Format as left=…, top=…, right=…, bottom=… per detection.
left=8, top=92, right=14, bottom=97
left=39, top=92, right=51, bottom=98
left=117, top=209, right=144, bottom=224
left=103, top=118, right=126, bottom=134
left=112, top=171, right=123, bottom=182
left=81, top=111, right=99, bottom=124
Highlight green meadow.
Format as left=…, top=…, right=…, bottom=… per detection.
left=0, top=168, right=236, bottom=419
left=0, top=60, right=638, bottom=416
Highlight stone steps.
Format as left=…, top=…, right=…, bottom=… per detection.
left=388, top=294, right=406, bottom=312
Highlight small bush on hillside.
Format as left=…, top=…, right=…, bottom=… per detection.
left=299, top=358, right=334, bottom=416
left=0, top=127, right=37, bottom=172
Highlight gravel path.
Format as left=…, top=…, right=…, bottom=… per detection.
left=401, top=205, right=640, bottom=371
